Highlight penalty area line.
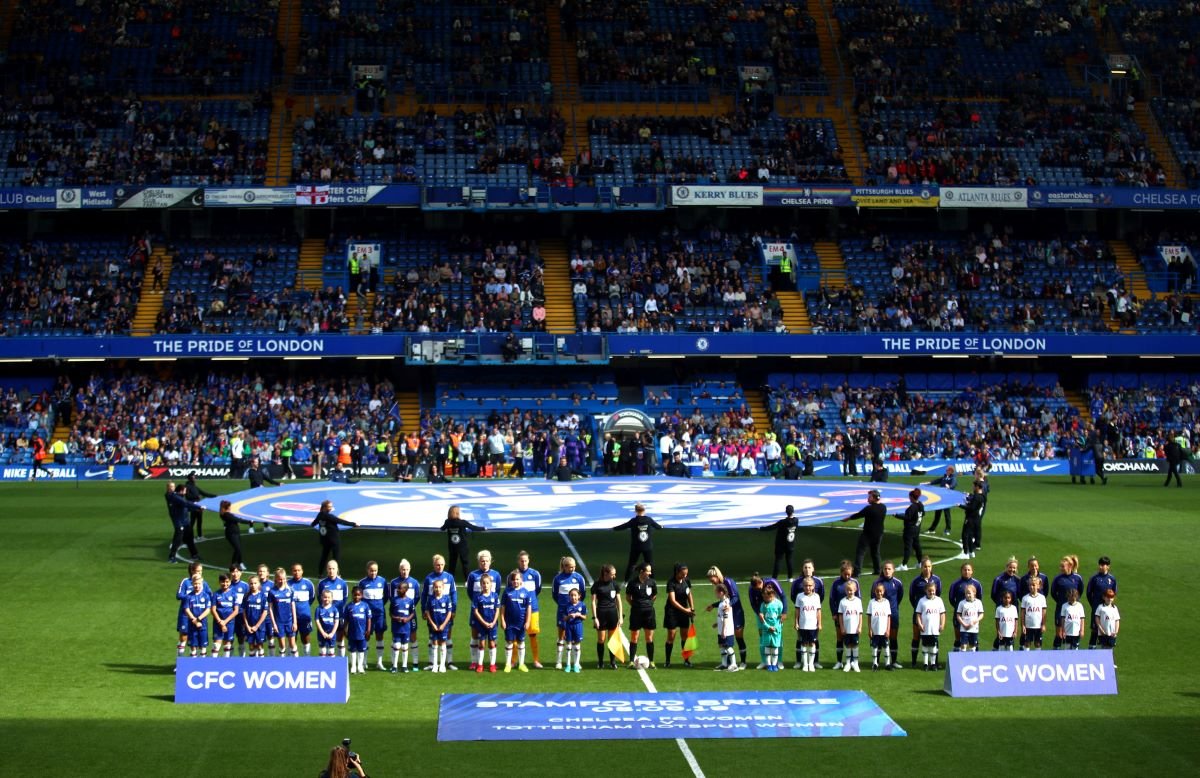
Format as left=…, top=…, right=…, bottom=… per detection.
left=558, top=530, right=594, bottom=585
left=637, top=667, right=706, bottom=778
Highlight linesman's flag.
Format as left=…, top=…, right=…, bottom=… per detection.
left=606, top=626, right=629, bottom=664
left=681, top=622, right=698, bottom=660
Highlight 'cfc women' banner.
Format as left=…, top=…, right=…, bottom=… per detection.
left=437, top=691, right=906, bottom=740
left=175, top=657, right=350, bottom=703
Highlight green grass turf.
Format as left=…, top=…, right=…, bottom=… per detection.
left=2, top=476, right=1199, bottom=777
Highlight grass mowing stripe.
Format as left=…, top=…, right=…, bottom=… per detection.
left=637, top=667, right=707, bottom=778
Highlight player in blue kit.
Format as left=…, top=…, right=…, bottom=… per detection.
left=470, top=575, right=500, bottom=673
left=1086, top=556, right=1118, bottom=649
left=316, top=561, right=350, bottom=657
left=501, top=570, right=532, bottom=673
left=1051, top=555, right=1083, bottom=649
left=289, top=564, right=317, bottom=656
left=516, top=551, right=544, bottom=669
left=551, top=556, right=586, bottom=670
left=426, top=579, right=454, bottom=673
left=269, top=568, right=299, bottom=657
left=466, top=550, right=503, bottom=671
left=359, top=561, right=389, bottom=670
left=227, top=566, right=250, bottom=656
left=389, top=559, right=421, bottom=671
left=873, top=561, right=905, bottom=669
left=389, top=580, right=417, bottom=672
left=211, top=573, right=241, bottom=658
left=345, top=587, right=373, bottom=674
left=315, top=590, right=342, bottom=657
left=908, top=557, right=941, bottom=666
left=184, top=574, right=212, bottom=657
left=242, top=575, right=269, bottom=657
left=175, top=562, right=211, bottom=658
left=423, top=555, right=458, bottom=670
left=829, top=560, right=857, bottom=670
left=256, top=563, right=278, bottom=656
left=561, top=588, right=587, bottom=673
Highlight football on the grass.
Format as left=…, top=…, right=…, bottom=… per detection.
left=632, top=655, right=650, bottom=669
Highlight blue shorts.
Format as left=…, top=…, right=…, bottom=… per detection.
left=429, top=628, right=449, bottom=642
left=564, top=621, right=584, bottom=644
left=187, top=624, right=208, bottom=648
left=296, top=613, right=313, bottom=637
left=393, top=624, right=414, bottom=644
left=246, top=622, right=267, bottom=644
left=475, top=625, right=498, bottom=642
left=275, top=621, right=297, bottom=638
left=213, top=618, right=236, bottom=643
left=176, top=607, right=189, bottom=634
left=798, top=628, right=818, bottom=643
left=348, top=637, right=368, bottom=652
left=319, top=636, right=338, bottom=650
left=368, top=610, right=386, bottom=638
left=961, top=632, right=979, bottom=647
left=1098, top=635, right=1117, bottom=648
left=843, top=634, right=860, bottom=648
left=871, top=634, right=888, bottom=649
left=504, top=626, right=527, bottom=643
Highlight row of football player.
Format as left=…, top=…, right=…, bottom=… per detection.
left=173, top=553, right=1121, bottom=673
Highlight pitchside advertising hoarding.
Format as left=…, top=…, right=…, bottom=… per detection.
left=944, top=651, right=1118, bottom=698
left=437, top=690, right=906, bottom=741
left=175, top=657, right=349, bottom=703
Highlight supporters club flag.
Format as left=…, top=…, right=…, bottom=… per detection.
left=681, top=623, right=698, bottom=660
left=296, top=185, right=330, bottom=205
left=607, top=626, right=629, bottom=664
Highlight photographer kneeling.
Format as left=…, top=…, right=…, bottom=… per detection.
left=319, top=741, right=368, bottom=778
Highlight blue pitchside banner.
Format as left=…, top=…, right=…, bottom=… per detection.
left=199, top=478, right=966, bottom=532
left=174, top=657, right=350, bottom=704
left=0, top=464, right=134, bottom=482
left=0, top=332, right=1196, bottom=361
left=944, top=651, right=1117, bottom=698
left=437, top=690, right=906, bottom=741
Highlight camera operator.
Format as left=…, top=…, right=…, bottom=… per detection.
left=319, top=742, right=368, bottom=778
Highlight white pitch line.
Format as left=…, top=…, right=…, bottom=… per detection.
left=558, top=530, right=594, bottom=585
left=557, top=533, right=701, bottom=775
left=637, top=668, right=706, bottom=778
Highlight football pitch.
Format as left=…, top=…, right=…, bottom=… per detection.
left=2, top=476, right=1198, bottom=777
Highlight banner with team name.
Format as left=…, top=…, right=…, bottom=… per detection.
left=437, top=690, right=906, bottom=741
left=944, top=651, right=1117, bottom=698
left=175, top=657, right=349, bottom=704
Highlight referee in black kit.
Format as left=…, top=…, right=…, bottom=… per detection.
left=614, top=503, right=664, bottom=582
left=626, top=563, right=658, bottom=667
left=440, top=505, right=486, bottom=581
left=760, top=504, right=799, bottom=580
left=842, top=489, right=887, bottom=577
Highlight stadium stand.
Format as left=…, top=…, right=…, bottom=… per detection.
left=7, top=0, right=278, bottom=94
left=805, top=232, right=1160, bottom=334
left=0, top=237, right=148, bottom=336
left=765, top=371, right=1077, bottom=462
left=588, top=113, right=849, bottom=186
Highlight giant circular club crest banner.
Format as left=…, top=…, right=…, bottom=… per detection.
left=200, top=478, right=966, bottom=532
